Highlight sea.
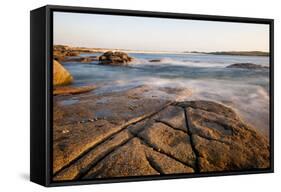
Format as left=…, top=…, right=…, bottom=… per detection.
left=62, top=52, right=270, bottom=136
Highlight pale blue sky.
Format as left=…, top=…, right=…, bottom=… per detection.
left=54, top=12, right=269, bottom=52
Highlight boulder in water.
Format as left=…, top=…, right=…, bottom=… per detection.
left=53, top=60, right=73, bottom=86
left=99, top=51, right=133, bottom=65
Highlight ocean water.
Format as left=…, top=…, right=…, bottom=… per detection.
left=62, top=53, right=270, bottom=136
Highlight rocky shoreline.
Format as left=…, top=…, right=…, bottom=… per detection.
left=52, top=45, right=270, bottom=181
left=53, top=45, right=269, bottom=72
left=53, top=84, right=269, bottom=181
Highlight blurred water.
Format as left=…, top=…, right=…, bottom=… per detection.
left=61, top=53, right=270, bottom=136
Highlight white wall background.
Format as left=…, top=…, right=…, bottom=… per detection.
left=0, top=0, right=279, bottom=191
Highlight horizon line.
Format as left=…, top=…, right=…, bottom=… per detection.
left=53, top=44, right=269, bottom=54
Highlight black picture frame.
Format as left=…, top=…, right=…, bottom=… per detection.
left=30, top=4, right=274, bottom=187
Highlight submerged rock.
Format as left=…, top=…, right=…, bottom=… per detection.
left=226, top=63, right=269, bottom=69
left=149, top=59, right=161, bottom=62
left=80, top=57, right=92, bottom=63
left=99, top=51, right=133, bottom=65
left=53, top=60, right=73, bottom=86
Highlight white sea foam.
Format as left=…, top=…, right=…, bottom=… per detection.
left=130, top=57, right=227, bottom=68
left=107, top=77, right=270, bottom=136
left=67, top=52, right=270, bottom=136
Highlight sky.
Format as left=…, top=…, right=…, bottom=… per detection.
left=53, top=12, right=270, bottom=52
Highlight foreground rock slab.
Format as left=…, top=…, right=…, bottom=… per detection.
left=53, top=85, right=182, bottom=174
left=53, top=87, right=269, bottom=181
left=178, top=101, right=269, bottom=172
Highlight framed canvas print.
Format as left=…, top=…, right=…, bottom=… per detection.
left=30, top=5, right=274, bottom=187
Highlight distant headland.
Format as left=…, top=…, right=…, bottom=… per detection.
left=188, top=51, right=269, bottom=57
left=54, top=45, right=269, bottom=56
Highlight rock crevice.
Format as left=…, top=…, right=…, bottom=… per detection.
left=183, top=107, right=200, bottom=172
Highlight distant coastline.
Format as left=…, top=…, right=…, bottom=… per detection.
left=188, top=51, right=269, bottom=57
left=54, top=45, right=269, bottom=56
left=54, top=45, right=184, bottom=55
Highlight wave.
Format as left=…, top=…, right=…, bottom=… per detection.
left=105, top=76, right=269, bottom=135
left=104, top=77, right=269, bottom=103
left=130, top=57, right=229, bottom=68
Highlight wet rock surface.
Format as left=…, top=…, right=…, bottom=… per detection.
left=226, top=63, right=269, bottom=69
left=53, top=86, right=270, bottom=181
left=53, top=85, right=97, bottom=95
